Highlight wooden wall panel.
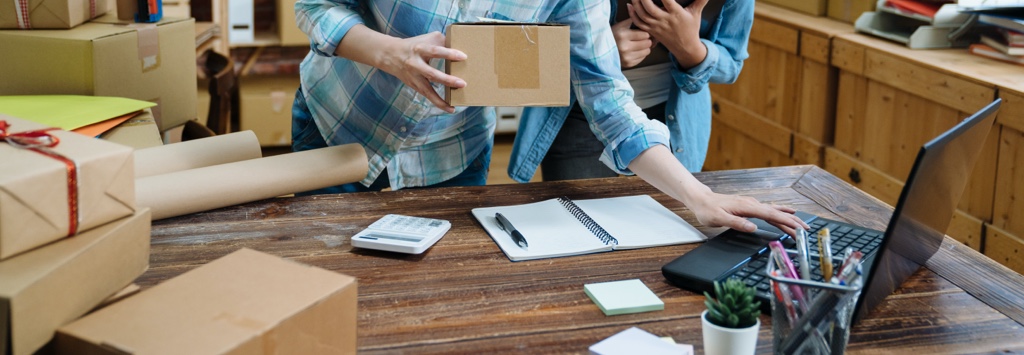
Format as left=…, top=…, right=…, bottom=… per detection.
left=994, top=126, right=1024, bottom=238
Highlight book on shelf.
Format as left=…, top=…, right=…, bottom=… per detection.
left=470, top=195, right=705, bottom=261
left=969, top=43, right=1024, bottom=66
left=980, top=34, right=1024, bottom=55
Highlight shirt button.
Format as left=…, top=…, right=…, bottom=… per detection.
left=400, top=126, right=407, bottom=133
left=667, top=114, right=675, bottom=121
left=675, top=148, right=684, bottom=153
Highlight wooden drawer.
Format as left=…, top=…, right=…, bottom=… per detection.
left=985, top=223, right=1024, bottom=275
left=704, top=119, right=793, bottom=171
left=994, top=124, right=1024, bottom=239
left=793, top=133, right=825, bottom=167
left=825, top=147, right=986, bottom=246
left=831, top=67, right=999, bottom=222
left=711, top=29, right=802, bottom=132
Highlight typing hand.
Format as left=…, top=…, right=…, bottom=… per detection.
left=628, top=0, right=708, bottom=69
left=688, top=192, right=809, bottom=238
left=378, top=31, right=467, bottom=113
left=612, top=18, right=654, bottom=69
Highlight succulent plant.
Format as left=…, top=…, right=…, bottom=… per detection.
left=704, top=278, right=761, bottom=328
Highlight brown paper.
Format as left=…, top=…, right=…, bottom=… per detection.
left=99, top=108, right=163, bottom=150
left=56, top=248, right=357, bottom=354
left=0, top=0, right=110, bottom=29
left=0, top=209, right=150, bottom=355
left=0, top=115, right=135, bottom=260
left=134, top=130, right=262, bottom=178
left=137, top=143, right=368, bottom=220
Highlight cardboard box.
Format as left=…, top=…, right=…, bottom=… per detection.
left=0, top=115, right=135, bottom=260
left=0, top=209, right=150, bottom=355
left=445, top=22, right=569, bottom=107
left=0, top=0, right=110, bottom=29
left=760, top=0, right=827, bottom=16
left=240, top=74, right=299, bottom=146
left=276, top=0, right=307, bottom=46
left=827, top=0, right=876, bottom=23
left=56, top=248, right=358, bottom=354
left=99, top=108, right=163, bottom=149
left=0, top=14, right=198, bottom=132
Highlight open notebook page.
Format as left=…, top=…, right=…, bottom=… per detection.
left=472, top=199, right=612, bottom=261
left=574, top=195, right=705, bottom=249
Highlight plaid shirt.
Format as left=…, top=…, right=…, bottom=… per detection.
left=295, top=0, right=669, bottom=189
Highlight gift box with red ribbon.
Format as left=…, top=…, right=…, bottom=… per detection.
left=0, top=115, right=135, bottom=260
left=0, top=0, right=109, bottom=29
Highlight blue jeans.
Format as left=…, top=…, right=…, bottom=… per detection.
left=291, top=89, right=491, bottom=195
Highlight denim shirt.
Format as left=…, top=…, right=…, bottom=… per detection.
left=508, top=0, right=755, bottom=183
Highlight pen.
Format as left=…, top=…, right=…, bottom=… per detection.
left=495, top=213, right=528, bottom=250
left=795, top=228, right=811, bottom=280
left=769, top=241, right=806, bottom=311
left=817, top=228, right=834, bottom=282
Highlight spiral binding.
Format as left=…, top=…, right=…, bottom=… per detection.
left=556, top=196, right=618, bottom=246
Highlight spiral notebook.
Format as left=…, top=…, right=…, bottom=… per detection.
left=471, top=195, right=705, bottom=261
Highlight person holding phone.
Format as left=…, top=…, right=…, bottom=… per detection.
left=509, top=0, right=754, bottom=180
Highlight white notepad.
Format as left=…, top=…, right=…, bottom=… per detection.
left=589, top=327, right=693, bottom=355
left=584, top=279, right=664, bottom=316
left=471, top=195, right=705, bottom=261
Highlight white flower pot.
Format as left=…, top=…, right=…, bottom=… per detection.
left=701, top=309, right=760, bottom=355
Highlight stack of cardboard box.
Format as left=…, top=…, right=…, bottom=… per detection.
left=0, top=115, right=151, bottom=355
left=0, top=7, right=197, bottom=137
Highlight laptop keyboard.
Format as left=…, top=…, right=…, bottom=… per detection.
left=727, top=218, right=883, bottom=300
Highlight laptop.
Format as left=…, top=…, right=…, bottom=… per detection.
left=662, top=99, right=1001, bottom=323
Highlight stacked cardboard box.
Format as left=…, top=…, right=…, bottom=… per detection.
left=0, top=115, right=151, bottom=355
left=0, top=14, right=197, bottom=133
left=56, top=248, right=358, bottom=354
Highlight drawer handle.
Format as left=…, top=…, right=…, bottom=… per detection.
left=712, top=102, right=721, bottom=114
left=848, top=168, right=862, bottom=184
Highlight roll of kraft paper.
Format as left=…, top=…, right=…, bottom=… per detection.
left=134, top=130, right=262, bottom=178
left=137, top=143, right=368, bottom=220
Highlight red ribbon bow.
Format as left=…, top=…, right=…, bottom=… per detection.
left=1, top=120, right=79, bottom=236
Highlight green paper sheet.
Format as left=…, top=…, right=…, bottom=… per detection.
left=0, top=95, right=156, bottom=130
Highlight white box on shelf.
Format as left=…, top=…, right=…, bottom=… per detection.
left=227, top=0, right=254, bottom=44
left=495, top=107, right=522, bottom=134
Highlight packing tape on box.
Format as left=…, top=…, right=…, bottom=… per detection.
left=134, top=130, right=262, bottom=178
left=128, top=23, right=160, bottom=71
left=136, top=143, right=368, bottom=220
left=495, top=25, right=541, bottom=89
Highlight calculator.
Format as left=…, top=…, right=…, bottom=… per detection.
left=351, top=214, right=451, bottom=254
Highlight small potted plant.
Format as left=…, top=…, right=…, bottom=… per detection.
left=702, top=278, right=762, bottom=355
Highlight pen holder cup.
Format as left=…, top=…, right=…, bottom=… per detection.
left=767, top=262, right=862, bottom=355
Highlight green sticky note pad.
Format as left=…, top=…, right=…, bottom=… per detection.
left=584, top=279, right=664, bottom=316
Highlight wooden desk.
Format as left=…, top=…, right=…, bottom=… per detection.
left=138, top=166, right=1024, bottom=353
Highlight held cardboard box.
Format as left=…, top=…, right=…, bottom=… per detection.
left=827, top=0, right=876, bottom=23
left=0, top=0, right=109, bottom=29
left=445, top=22, right=569, bottom=107
left=99, top=108, right=164, bottom=149
left=0, top=209, right=150, bottom=355
left=760, top=0, right=827, bottom=16
left=56, top=248, right=358, bottom=354
left=0, top=115, right=135, bottom=260
left=240, top=74, right=300, bottom=146
left=0, top=14, right=197, bottom=132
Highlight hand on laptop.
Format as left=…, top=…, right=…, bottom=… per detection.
left=687, top=192, right=808, bottom=237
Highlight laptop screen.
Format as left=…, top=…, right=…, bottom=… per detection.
left=854, top=99, right=1001, bottom=322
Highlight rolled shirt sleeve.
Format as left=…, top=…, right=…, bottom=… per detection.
left=294, top=0, right=365, bottom=57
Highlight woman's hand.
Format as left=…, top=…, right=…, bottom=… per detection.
left=338, top=26, right=467, bottom=113
left=628, top=0, right=708, bottom=69
left=686, top=190, right=808, bottom=238
left=611, top=18, right=655, bottom=69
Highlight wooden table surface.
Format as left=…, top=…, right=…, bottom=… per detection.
left=139, top=165, right=1024, bottom=354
